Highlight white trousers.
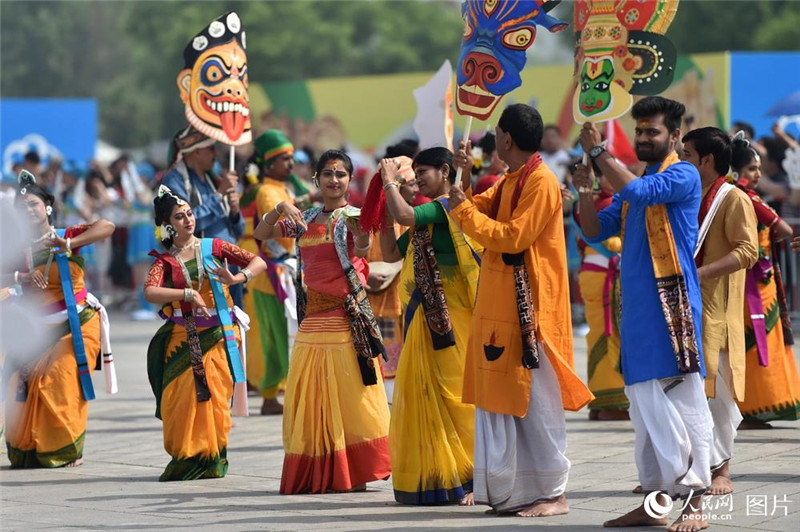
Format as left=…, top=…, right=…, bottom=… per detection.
left=625, top=372, right=713, bottom=497
left=473, top=347, right=570, bottom=512
left=708, top=352, right=742, bottom=470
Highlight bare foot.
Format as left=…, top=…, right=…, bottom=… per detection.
left=460, top=492, right=475, bottom=506
left=604, top=503, right=669, bottom=528
left=738, top=419, right=772, bottom=430
left=632, top=485, right=643, bottom=494
left=260, top=397, right=283, bottom=416
left=516, top=494, right=569, bottom=517
left=64, top=458, right=84, bottom=468
left=668, top=496, right=708, bottom=532
left=709, top=462, right=734, bottom=495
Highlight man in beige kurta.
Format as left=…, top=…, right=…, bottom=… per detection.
left=683, top=127, right=759, bottom=495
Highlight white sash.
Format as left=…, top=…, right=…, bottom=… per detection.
left=694, top=183, right=735, bottom=258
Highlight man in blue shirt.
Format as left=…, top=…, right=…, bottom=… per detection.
left=575, top=97, right=713, bottom=531
left=161, top=125, right=245, bottom=307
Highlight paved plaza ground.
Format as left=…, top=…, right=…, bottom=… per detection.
left=1, top=313, right=799, bottom=531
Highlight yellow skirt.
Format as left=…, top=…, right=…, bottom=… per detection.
left=149, top=320, right=235, bottom=481
left=5, top=310, right=100, bottom=468
left=579, top=269, right=628, bottom=411
left=390, top=272, right=475, bottom=504
left=738, top=279, right=800, bottom=421
left=281, top=314, right=391, bottom=494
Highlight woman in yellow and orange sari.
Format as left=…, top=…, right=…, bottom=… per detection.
left=145, top=185, right=266, bottom=481
left=5, top=171, right=115, bottom=468
left=255, top=149, right=391, bottom=494
left=731, top=136, right=800, bottom=427
left=377, top=148, right=480, bottom=505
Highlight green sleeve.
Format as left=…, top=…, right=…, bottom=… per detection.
left=413, top=201, right=447, bottom=226
left=397, top=229, right=410, bottom=257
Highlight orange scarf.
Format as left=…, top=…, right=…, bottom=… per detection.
left=621, top=151, right=701, bottom=373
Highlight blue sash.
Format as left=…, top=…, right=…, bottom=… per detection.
left=200, top=238, right=245, bottom=383
left=55, top=229, right=95, bottom=401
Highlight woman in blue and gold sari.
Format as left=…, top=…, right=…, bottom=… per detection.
left=145, top=185, right=266, bottom=481
left=378, top=148, right=481, bottom=504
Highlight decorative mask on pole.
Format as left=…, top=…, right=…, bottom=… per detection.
left=456, top=0, right=568, bottom=121
left=572, top=0, right=679, bottom=123
left=176, top=11, right=251, bottom=145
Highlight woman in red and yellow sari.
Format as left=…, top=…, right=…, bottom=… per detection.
left=255, top=149, right=391, bottom=494
left=731, top=134, right=800, bottom=427
left=5, top=172, right=115, bottom=468
left=145, top=185, right=266, bottom=481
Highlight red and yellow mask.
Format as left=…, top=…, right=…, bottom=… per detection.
left=177, top=11, right=251, bottom=146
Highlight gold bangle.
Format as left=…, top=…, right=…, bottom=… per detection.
left=383, top=182, right=400, bottom=191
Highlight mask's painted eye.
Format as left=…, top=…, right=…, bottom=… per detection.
left=595, top=82, right=610, bottom=91
left=483, top=0, right=498, bottom=17
left=502, top=27, right=534, bottom=50
left=463, top=16, right=473, bottom=40
left=582, top=83, right=590, bottom=91
left=201, top=59, right=226, bottom=86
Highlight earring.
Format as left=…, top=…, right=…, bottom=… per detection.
left=311, top=173, right=319, bottom=188
left=164, top=225, right=178, bottom=238
left=731, top=171, right=739, bottom=180
left=45, top=205, right=53, bottom=216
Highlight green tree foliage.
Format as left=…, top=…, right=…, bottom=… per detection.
left=1, top=0, right=464, bottom=147
left=2, top=1, right=798, bottom=148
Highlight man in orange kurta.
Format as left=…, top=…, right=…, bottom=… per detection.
left=449, top=104, right=593, bottom=517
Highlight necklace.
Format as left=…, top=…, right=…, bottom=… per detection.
left=170, top=236, right=197, bottom=254
left=173, top=239, right=204, bottom=291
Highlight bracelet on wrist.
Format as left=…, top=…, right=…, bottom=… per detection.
left=183, top=288, right=193, bottom=302
left=383, top=181, right=400, bottom=192
left=65, top=237, right=73, bottom=258
left=354, top=237, right=371, bottom=252
left=240, top=268, right=253, bottom=284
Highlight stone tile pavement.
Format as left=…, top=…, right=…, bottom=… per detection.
left=1, top=313, right=798, bottom=531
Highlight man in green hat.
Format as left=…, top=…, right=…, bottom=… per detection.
left=251, top=129, right=301, bottom=415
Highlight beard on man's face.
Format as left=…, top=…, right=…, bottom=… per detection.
left=635, top=139, right=671, bottom=164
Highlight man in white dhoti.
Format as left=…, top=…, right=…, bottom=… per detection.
left=449, top=104, right=593, bottom=517
left=577, top=97, right=715, bottom=531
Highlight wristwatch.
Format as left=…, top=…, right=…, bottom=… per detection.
left=589, top=145, right=606, bottom=160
